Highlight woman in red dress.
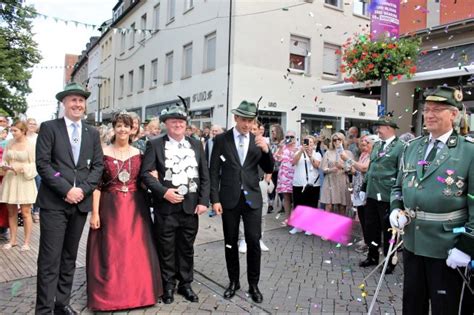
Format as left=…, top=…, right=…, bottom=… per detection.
left=86, top=113, right=162, bottom=311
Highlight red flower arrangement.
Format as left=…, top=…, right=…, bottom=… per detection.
left=338, top=33, right=421, bottom=83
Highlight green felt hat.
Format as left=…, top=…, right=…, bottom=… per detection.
left=373, top=114, right=399, bottom=129
left=231, top=101, right=258, bottom=118
left=55, top=82, right=91, bottom=102
left=423, top=86, right=463, bottom=109
left=160, top=104, right=188, bottom=123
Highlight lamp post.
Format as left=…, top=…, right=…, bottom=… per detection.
left=92, top=76, right=108, bottom=125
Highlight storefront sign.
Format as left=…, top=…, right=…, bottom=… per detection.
left=268, top=102, right=277, bottom=108
left=370, top=0, right=400, bottom=39
left=192, top=90, right=213, bottom=103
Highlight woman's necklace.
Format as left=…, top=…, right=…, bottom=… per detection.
left=113, top=145, right=132, bottom=193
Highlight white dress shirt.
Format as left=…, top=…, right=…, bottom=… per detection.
left=64, top=116, right=82, bottom=144
left=233, top=127, right=249, bottom=162
left=424, top=129, right=452, bottom=159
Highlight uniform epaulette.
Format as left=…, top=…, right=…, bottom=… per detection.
left=406, top=135, right=423, bottom=146
left=465, top=135, right=474, bottom=143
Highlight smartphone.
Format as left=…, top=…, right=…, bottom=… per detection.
left=303, top=138, right=309, bottom=146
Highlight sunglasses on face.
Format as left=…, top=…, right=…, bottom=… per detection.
left=332, top=138, right=342, bottom=142
left=285, top=135, right=295, bottom=139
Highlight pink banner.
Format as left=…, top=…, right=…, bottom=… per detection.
left=288, top=206, right=353, bottom=244
left=370, top=0, right=400, bottom=39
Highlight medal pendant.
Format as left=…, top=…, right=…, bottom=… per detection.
left=164, top=169, right=173, bottom=181
left=177, top=185, right=188, bottom=195
left=455, top=190, right=463, bottom=197
left=456, top=180, right=464, bottom=189
left=118, top=170, right=130, bottom=183
left=189, top=180, right=197, bottom=193
left=443, top=188, right=452, bottom=197
left=120, top=185, right=129, bottom=193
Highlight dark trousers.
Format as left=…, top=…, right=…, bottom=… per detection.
left=292, top=185, right=320, bottom=209
left=364, top=198, right=391, bottom=260
left=357, top=205, right=368, bottom=244
left=403, top=249, right=466, bottom=315
left=222, top=192, right=262, bottom=285
left=35, top=207, right=88, bottom=314
left=154, top=211, right=198, bottom=290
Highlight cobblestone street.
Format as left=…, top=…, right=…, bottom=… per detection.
left=0, top=214, right=403, bottom=314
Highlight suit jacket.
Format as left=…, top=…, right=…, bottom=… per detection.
left=140, top=134, right=210, bottom=215
left=364, top=137, right=404, bottom=202
left=210, top=128, right=274, bottom=210
left=391, top=134, right=474, bottom=259
left=35, top=118, right=104, bottom=212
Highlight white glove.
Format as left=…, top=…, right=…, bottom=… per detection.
left=389, top=209, right=408, bottom=229
left=446, top=248, right=471, bottom=269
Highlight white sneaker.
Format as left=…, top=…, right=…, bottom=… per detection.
left=260, top=240, right=269, bottom=252
left=238, top=240, right=247, bottom=253
left=289, top=227, right=302, bottom=235
left=304, top=231, right=312, bottom=236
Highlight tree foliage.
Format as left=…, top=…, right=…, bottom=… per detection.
left=0, top=0, right=41, bottom=117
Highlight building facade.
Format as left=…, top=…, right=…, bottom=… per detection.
left=77, top=0, right=379, bottom=135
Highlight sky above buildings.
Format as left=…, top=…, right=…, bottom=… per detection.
left=25, top=0, right=117, bottom=122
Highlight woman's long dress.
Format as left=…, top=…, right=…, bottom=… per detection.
left=86, top=154, right=163, bottom=311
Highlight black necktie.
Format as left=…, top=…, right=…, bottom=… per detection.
left=423, top=140, right=439, bottom=175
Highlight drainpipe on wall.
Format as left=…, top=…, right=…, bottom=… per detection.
left=225, top=0, right=233, bottom=129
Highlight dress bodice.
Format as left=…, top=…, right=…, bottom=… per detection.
left=5, top=150, right=29, bottom=164
left=102, top=154, right=142, bottom=192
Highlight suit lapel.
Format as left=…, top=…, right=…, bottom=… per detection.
left=243, top=133, right=256, bottom=167
left=158, top=135, right=167, bottom=164
left=58, top=118, right=75, bottom=165
left=77, top=121, right=90, bottom=166
left=415, top=138, right=428, bottom=180
left=422, top=142, right=450, bottom=180
left=225, top=129, right=241, bottom=164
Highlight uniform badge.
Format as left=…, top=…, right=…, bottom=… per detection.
left=177, top=185, right=188, bottom=195
left=455, top=190, right=463, bottom=197
left=456, top=179, right=464, bottom=189
left=453, top=89, right=463, bottom=102
left=443, top=188, right=453, bottom=197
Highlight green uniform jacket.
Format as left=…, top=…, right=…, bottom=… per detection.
left=365, top=138, right=404, bottom=202
left=390, top=134, right=474, bottom=259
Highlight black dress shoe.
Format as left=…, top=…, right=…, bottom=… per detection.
left=249, top=284, right=263, bottom=303
left=223, top=281, right=240, bottom=299
left=177, top=286, right=199, bottom=302
left=385, top=263, right=396, bottom=275
left=162, top=289, right=174, bottom=304
left=359, top=257, right=379, bottom=268
left=54, top=305, right=78, bottom=315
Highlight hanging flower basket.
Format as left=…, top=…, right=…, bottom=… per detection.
left=338, top=33, right=421, bottom=83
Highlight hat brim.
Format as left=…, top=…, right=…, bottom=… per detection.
left=160, top=113, right=188, bottom=123
left=56, top=89, right=91, bottom=102
left=231, top=108, right=257, bottom=118
left=373, top=121, right=399, bottom=129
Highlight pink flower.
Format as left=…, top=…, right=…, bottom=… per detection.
left=446, top=169, right=454, bottom=176
left=417, top=160, right=427, bottom=165
left=436, top=176, right=446, bottom=184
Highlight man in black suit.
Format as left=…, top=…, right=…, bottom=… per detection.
left=35, top=83, right=104, bottom=314
left=210, top=101, right=274, bottom=303
left=141, top=103, right=210, bottom=304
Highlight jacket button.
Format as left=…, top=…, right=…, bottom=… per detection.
left=416, top=226, right=420, bottom=230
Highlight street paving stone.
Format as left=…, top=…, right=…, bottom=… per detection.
left=0, top=215, right=403, bottom=314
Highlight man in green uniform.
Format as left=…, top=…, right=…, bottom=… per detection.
left=390, top=86, right=474, bottom=314
left=357, top=114, right=404, bottom=274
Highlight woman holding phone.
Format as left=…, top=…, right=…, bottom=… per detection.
left=319, top=132, right=353, bottom=215
left=0, top=120, right=37, bottom=251
left=289, top=135, right=322, bottom=235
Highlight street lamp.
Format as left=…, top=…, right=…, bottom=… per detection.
left=92, top=76, right=108, bottom=125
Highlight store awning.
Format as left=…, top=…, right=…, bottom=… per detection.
left=321, top=64, right=474, bottom=95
